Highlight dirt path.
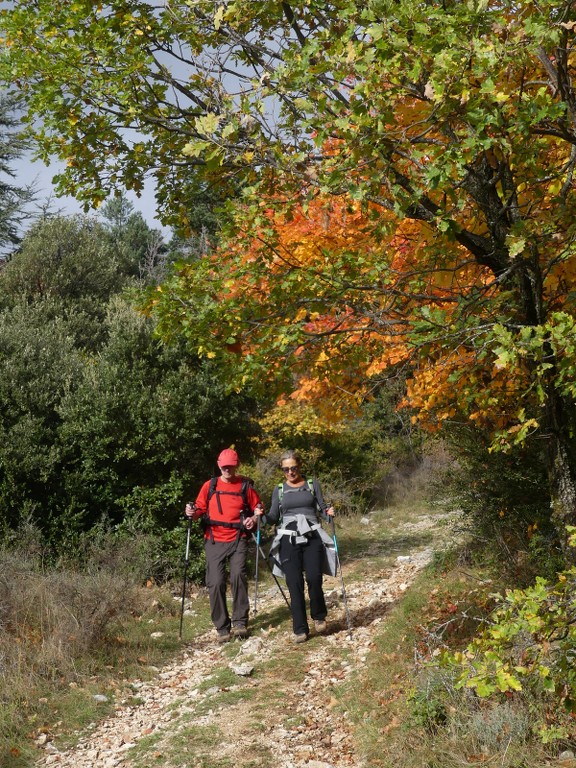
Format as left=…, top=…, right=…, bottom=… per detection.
left=36, top=520, right=439, bottom=768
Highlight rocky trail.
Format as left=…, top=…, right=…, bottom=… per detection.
left=35, top=512, right=445, bottom=768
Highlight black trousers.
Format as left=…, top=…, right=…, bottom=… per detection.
left=279, top=531, right=327, bottom=636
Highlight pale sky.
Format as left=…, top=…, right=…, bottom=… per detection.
left=16, top=152, right=171, bottom=238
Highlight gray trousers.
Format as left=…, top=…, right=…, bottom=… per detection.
left=205, top=538, right=250, bottom=632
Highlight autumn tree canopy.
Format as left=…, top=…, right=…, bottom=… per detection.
left=2, top=0, right=576, bottom=545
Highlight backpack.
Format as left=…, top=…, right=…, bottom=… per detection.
left=208, top=475, right=253, bottom=512
left=203, top=476, right=254, bottom=542
left=277, top=477, right=321, bottom=515
left=269, top=478, right=337, bottom=577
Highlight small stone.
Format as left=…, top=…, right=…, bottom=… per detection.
left=93, top=694, right=109, bottom=704
left=230, top=663, right=254, bottom=676
left=306, top=762, right=338, bottom=768
left=239, top=637, right=264, bottom=654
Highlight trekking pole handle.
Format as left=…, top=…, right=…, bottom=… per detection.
left=330, top=515, right=340, bottom=555
left=179, top=516, right=193, bottom=640
left=184, top=514, right=192, bottom=562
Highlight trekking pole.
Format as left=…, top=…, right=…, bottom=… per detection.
left=179, top=515, right=193, bottom=640
left=250, top=532, right=291, bottom=610
left=253, top=513, right=261, bottom=615
left=330, top=516, right=353, bottom=638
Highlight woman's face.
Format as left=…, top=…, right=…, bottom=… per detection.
left=280, top=460, right=302, bottom=482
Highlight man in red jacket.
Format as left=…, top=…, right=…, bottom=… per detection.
left=185, top=449, right=262, bottom=643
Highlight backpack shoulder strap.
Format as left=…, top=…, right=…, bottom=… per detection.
left=240, top=477, right=253, bottom=511
left=203, top=476, right=253, bottom=542
left=278, top=479, right=315, bottom=502
left=207, top=476, right=218, bottom=502
left=308, top=477, right=322, bottom=513
left=208, top=476, right=253, bottom=510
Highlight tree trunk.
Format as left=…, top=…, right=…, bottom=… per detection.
left=545, top=388, right=576, bottom=562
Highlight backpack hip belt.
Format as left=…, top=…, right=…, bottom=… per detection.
left=276, top=514, right=322, bottom=544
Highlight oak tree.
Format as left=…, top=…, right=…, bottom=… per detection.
left=3, top=1, right=576, bottom=546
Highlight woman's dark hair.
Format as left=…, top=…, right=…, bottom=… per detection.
left=279, top=449, right=302, bottom=467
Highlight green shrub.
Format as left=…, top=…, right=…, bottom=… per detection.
left=409, top=678, right=449, bottom=733
left=437, top=425, right=556, bottom=577
left=440, top=547, right=576, bottom=744
left=0, top=216, right=262, bottom=556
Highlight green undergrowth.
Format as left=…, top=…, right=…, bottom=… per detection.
left=341, top=553, right=575, bottom=767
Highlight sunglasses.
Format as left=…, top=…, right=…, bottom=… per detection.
left=281, top=466, right=300, bottom=473
left=220, top=465, right=236, bottom=471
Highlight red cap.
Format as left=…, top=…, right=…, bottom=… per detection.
left=217, top=448, right=239, bottom=467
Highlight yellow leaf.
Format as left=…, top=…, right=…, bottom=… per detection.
left=214, top=5, right=225, bottom=30
left=346, top=41, right=356, bottom=63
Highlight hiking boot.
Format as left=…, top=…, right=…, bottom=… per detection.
left=217, top=630, right=232, bottom=644
left=293, top=633, right=308, bottom=644
left=314, top=620, right=327, bottom=634
left=232, top=625, right=249, bottom=639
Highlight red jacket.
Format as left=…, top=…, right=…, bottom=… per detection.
left=194, top=476, right=261, bottom=542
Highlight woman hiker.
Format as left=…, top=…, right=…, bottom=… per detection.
left=257, top=450, right=336, bottom=643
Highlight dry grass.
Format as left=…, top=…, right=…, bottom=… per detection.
left=3, top=573, right=130, bottom=673
left=0, top=535, right=183, bottom=767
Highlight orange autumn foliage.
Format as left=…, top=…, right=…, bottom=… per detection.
left=207, top=193, right=519, bottom=429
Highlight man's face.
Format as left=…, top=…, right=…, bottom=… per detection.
left=219, top=464, right=237, bottom=482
